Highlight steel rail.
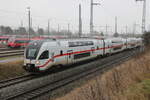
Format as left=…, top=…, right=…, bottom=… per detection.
left=0, top=74, right=36, bottom=89
left=0, top=50, right=24, bottom=58
left=0, top=48, right=23, bottom=51
left=0, top=50, right=24, bottom=54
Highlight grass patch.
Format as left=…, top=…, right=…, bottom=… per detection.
left=142, top=79, right=150, bottom=93
left=0, top=60, right=26, bottom=80
left=125, top=74, right=150, bottom=100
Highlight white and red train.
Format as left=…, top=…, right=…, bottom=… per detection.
left=0, top=36, right=9, bottom=44
left=7, top=37, right=45, bottom=48
left=7, top=36, right=67, bottom=48
left=23, top=37, right=143, bottom=73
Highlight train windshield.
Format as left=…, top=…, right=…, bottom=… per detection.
left=25, top=40, right=44, bottom=59
left=26, top=48, right=38, bottom=59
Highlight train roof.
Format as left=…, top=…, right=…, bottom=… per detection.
left=33, top=38, right=98, bottom=43
left=28, top=38, right=98, bottom=47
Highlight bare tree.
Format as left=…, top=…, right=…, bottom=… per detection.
left=37, top=28, right=44, bottom=35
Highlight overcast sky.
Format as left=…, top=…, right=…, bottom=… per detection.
left=0, top=0, right=149, bottom=34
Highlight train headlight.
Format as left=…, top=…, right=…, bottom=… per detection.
left=35, top=61, right=40, bottom=65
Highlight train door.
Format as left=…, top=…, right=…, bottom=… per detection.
left=51, top=52, right=55, bottom=62
left=125, top=38, right=128, bottom=49
left=67, top=50, right=73, bottom=64
left=102, top=39, right=105, bottom=55
left=91, top=47, right=95, bottom=54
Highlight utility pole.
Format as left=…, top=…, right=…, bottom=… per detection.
left=90, top=0, right=93, bottom=34
left=115, top=16, right=118, bottom=34
left=68, top=23, right=70, bottom=33
left=90, top=0, right=100, bottom=34
left=79, top=4, right=82, bottom=37
left=125, top=25, right=128, bottom=35
left=21, top=20, right=23, bottom=27
left=133, top=23, right=141, bottom=35
left=67, top=23, right=71, bottom=37
left=106, top=24, right=108, bottom=34
left=31, top=17, right=32, bottom=29
left=58, top=24, right=60, bottom=33
left=133, top=23, right=136, bottom=35
left=37, top=26, right=39, bottom=36
left=136, top=0, right=146, bottom=33
left=48, top=20, right=50, bottom=36
left=105, top=24, right=111, bottom=35
left=98, top=25, right=111, bottom=35
left=27, top=7, right=31, bottom=40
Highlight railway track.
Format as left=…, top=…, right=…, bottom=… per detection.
left=0, top=74, right=36, bottom=89
left=0, top=49, right=24, bottom=58
left=0, top=46, right=24, bottom=51
left=0, top=46, right=7, bottom=49
left=0, top=49, right=140, bottom=100
left=0, top=48, right=11, bottom=51
left=0, top=47, right=23, bottom=51
left=28, top=54, right=132, bottom=100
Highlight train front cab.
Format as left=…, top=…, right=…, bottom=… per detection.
left=23, top=41, right=51, bottom=72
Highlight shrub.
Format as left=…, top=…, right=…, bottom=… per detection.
left=142, top=32, right=150, bottom=46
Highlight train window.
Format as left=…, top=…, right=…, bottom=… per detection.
left=74, top=52, right=90, bottom=59
left=113, top=47, right=122, bottom=50
left=69, top=41, right=94, bottom=47
left=97, top=46, right=99, bottom=50
left=112, top=41, right=122, bottom=43
left=15, top=40, right=30, bottom=43
left=26, top=48, right=37, bottom=59
left=60, top=50, right=63, bottom=55
left=39, top=50, right=49, bottom=60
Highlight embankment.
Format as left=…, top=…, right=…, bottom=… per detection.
left=56, top=50, right=150, bottom=100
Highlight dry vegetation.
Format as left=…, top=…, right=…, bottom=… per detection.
left=124, top=74, right=150, bottom=100
left=56, top=50, right=150, bottom=100
left=0, top=60, right=26, bottom=80
left=0, top=55, right=23, bottom=60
